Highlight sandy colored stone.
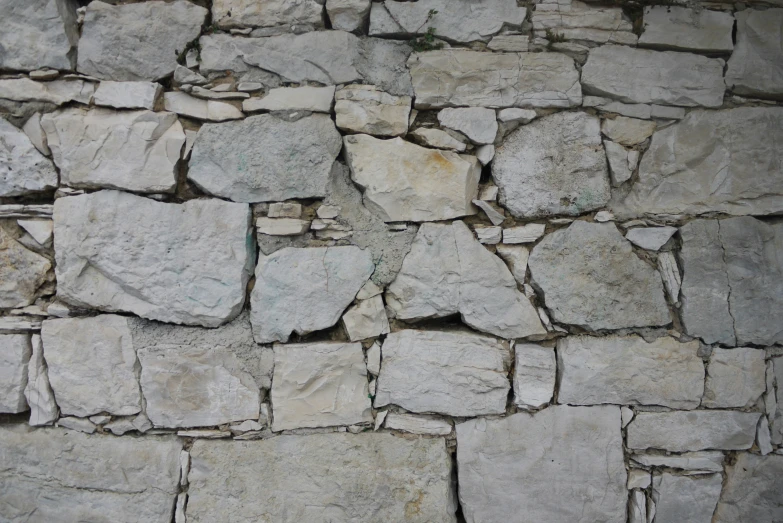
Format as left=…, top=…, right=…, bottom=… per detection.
left=532, top=0, right=636, bottom=45
left=409, top=128, right=467, bottom=151
left=0, top=227, right=51, bottom=309
left=601, top=116, right=655, bottom=146
left=0, top=0, right=79, bottom=71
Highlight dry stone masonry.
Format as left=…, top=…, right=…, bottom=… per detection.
left=1, top=0, right=782, bottom=521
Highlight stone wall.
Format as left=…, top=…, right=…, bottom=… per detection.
left=1, top=0, right=782, bottom=521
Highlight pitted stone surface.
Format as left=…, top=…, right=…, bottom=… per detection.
left=0, top=118, right=58, bottom=198
left=0, top=0, right=79, bottom=71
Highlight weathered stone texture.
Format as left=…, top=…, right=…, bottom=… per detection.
left=212, top=0, right=324, bottom=29
left=652, top=473, right=723, bottom=523
left=24, top=334, right=58, bottom=426
left=513, top=343, right=556, bottom=409
left=726, top=9, right=783, bottom=100
left=0, top=118, right=58, bottom=198
left=627, top=410, right=761, bottom=451
left=532, top=0, right=636, bottom=45
left=245, top=85, right=335, bottom=113
left=0, top=334, right=31, bottom=413
left=714, top=453, right=783, bottom=522
left=703, top=347, right=766, bottom=408
left=92, top=81, right=162, bottom=111
left=639, top=6, right=734, bottom=52
left=0, top=227, right=52, bottom=309
left=335, top=85, right=411, bottom=137
left=327, top=0, right=371, bottom=32
left=0, top=78, right=95, bottom=106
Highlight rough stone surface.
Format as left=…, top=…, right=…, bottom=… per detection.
left=54, top=190, right=253, bottom=327
left=342, top=295, right=390, bottom=341
left=243, top=85, right=334, bottom=113
left=24, top=334, right=58, bottom=426
left=409, top=128, right=467, bottom=151
left=513, top=343, right=555, bottom=409
left=0, top=118, right=58, bottom=197
left=92, top=81, right=162, bottom=110
left=496, top=244, right=529, bottom=285
left=22, top=113, right=50, bottom=157
left=0, top=334, right=31, bottom=413
left=529, top=221, right=670, bottom=330
left=625, top=227, right=677, bottom=251
left=631, top=451, right=724, bottom=473
left=605, top=137, right=637, bottom=185
left=327, top=0, right=371, bottom=32
left=0, top=227, right=52, bottom=309
left=335, top=84, right=411, bottom=137
left=0, top=0, right=78, bottom=71
left=703, top=347, right=766, bottom=408
left=437, top=107, right=497, bottom=145
left=652, top=473, right=722, bottom=523
left=493, top=111, right=609, bottom=218
left=532, top=0, right=636, bottom=45
left=163, top=92, right=244, bottom=122
left=384, top=413, right=452, bottom=435
left=0, top=78, right=95, bottom=105
left=601, top=116, right=655, bottom=146
left=375, top=329, right=511, bottom=417
left=726, top=9, right=783, bottom=100
left=714, top=453, right=783, bottom=522
left=639, top=6, right=734, bottom=52
left=212, top=0, right=324, bottom=29
left=457, top=406, right=626, bottom=523
left=627, top=410, right=761, bottom=451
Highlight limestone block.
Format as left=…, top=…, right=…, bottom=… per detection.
left=243, top=85, right=335, bottom=113
left=639, top=6, right=734, bottom=52
left=631, top=451, right=724, bottom=473
left=92, top=81, right=162, bottom=110
left=0, top=227, right=52, bottom=309
left=625, top=226, right=677, bottom=251
left=0, top=0, right=79, bottom=71
left=604, top=140, right=636, bottom=186
left=600, top=116, right=655, bottom=146
left=652, top=473, right=722, bottom=523
left=384, top=413, right=452, bottom=435
left=0, top=334, right=31, bottom=413
left=502, top=224, right=546, bottom=244
left=513, top=343, right=555, bottom=409
left=24, top=334, right=57, bottom=425
left=326, top=0, right=371, bottom=32
left=703, top=347, right=766, bottom=408
left=495, top=244, right=529, bottom=284
left=409, top=128, right=467, bottom=151
left=212, top=0, right=324, bottom=29
left=726, top=9, right=783, bottom=100
left=163, top=92, right=244, bottom=122
left=627, top=410, right=761, bottom=451
left=532, top=0, right=636, bottom=45
left=0, top=78, right=94, bottom=105
left=22, top=113, right=50, bottom=156
left=0, top=118, right=58, bottom=197
left=437, top=107, right=498, bottom=144
left=335, top=84, right=411, bottom=137
left=342, top=295, right=390, bottom=341
left=714, top=453, right=783, bottom=522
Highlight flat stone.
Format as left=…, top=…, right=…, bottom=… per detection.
left=409, top=127, right=468, bottom=151
left=93, top=81, right=162, bottom=110
left=190, top=86, right=249, bottom=101
left=639, top=6, right=734, bottom=52
left=476, top=144, right=495, bottom=165
left=268, top=202, right=303, bottom=218
left=0, top=425, right=182, bottom=523
left=0, top=78, right=95, bottom=105
left=474, top=225, right=501, bottom=244
left=472, top=200, right=504, bottom=226
left=375, top=329, right=511, bottom=416
left=714, top=453, right=783, bottom=522
left=557, top=335, right=704, bottom=409
left=457, top=406, right=626, bottom=523
left=621, top=108, right=783, bottom=216
left=335, top=84, right=411, bottom=137
left=243, top=85, right=335, bottom=113
left=327, top=0, right=371, bottom=31
left=408, top=49, right=581, bottom=109
left=601, top=116, right=655, bottom=146
left=163, top=91, right=244, bottom=122
left=532, top=0, right=636, bottom=45
left=173, top=65, right=207, bottom=86
left=703, top=347, right=766, bottom=408
left=652, top=473, right=722, bottom=523
left=725, top=9, right=783, bottom=100
left=189, top=114, right=341, bottom=203
left=54, top=190, right=253, bottom=327
left=271, top=342, right=371, bottom=431
left=651, top=105, right=686, bottom=120
left=495, top=244, right=529, bottom=284
left=384, top=413, right=452, bottom=435
left=256, top=217, right=309, bottom=236
left=342, top=295, right=390, bottom=341
left=604, top=140, right=636, bottom=186
left=187, top=433, right=456, bottom=522
left=250, top=246, right=374, bottom=343
left=582, top=45, right=725, bottom=107
left=0, top=0, right=79, bottom=71
left=0, top=334, right=31, bottom=413
left=529, top=221, right=670, bottom=330
left=502, top=224, right=545, bottom=244
left=42, top=107, right=184, bottom=193
left=344, top=134, right=480, bottom=222
left=631, top=451, right=724, bottom=473
left=24, top=334, right=58, bottom=426
left=0, top=227, right=52, bottom=309
left=212, top=0, right=324, bottom=29
left=497, top=108, right=537, bottom=124
left=22, top=112, right=50, bottom=156
left=513, top=343, right=555, bottom=409
left=628, top=470, right=652, bottom=490
left=437, top=107, right=498, bottom=144
left=773, top=359, right=783, bottom=445
left=57, top=416, right=96, bottom=434
left=493, top=111, right=609, bottom=218
left=629, top=490, right=646, bottom=523
left=77, top=0, right=208, bottom=81
left=585, top=96, right=653, bottom=119
left=386, top=221, right=545, bottom=339
left=0, top=118, right=58, bottom=197
left=488, top=35, right=529, bottom=52
left=627, top=410, right=761, bottom=451
left=625, top=226, right=677, bottom=251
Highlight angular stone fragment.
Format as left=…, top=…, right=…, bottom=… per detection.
left=628, top=490, right=646, bottom=523
left=384, top=412, right=452, bottom=435
left=344, top=134, right=480, bottom=222
left=409, top=49, right=581, bottom=109
left=558, top=335, right=703, bottom=408
left=0, top=0, right=79, bottom=71
left=77, top=1, right=208, bottom=81
left=625, top=226, right=677, bottom=251
left=631, top=451, right=724, bottom=473
left=457, top=406, right=626, bottom=523
left=475, top=225, right=501, bottom=244
left=513, top=343, right=555, bottom=409
left=212, top=0, right=324, bottom=29
left=639, top=6, right=734, bottom=52
left=93, top=81, right=162, bottom=110
left=58, top=416, right=96, bottom=434
left=0, top=334, right=31, bottom=413
left=0, top=78, right=95, bottom=105
left=493, top=112, right=609, bottom=218
left=652, top=473, right=722, bottom=523
left=17, top=220, right=52, bottom=247
left=163, top=91, right=244, bottom=122
left=188, top=433, right=456, bottom=522
left=342, top=295, right=390, bottom=341
left=24, top=334, right=57, bottom=425
left=714, top=453, right=783, bottom=522
left=243, top=85, right=335, bottom=113
left=375, top=329, right=510, bottom=416
left=0, top=228, right=51, bottom=309
left=0, top=425, right=182, bottom=523
left=327, top=0, right=371, bottom=32
left=582, top=45, right=725, bottom=107
left=54, top=190, right=253, bottom=327
left=335, top=84, right=411, bottom=137
left=488, top=35, right=529, bottom=52
left=601, top=116, right=655, bottom=146
left=627, top=410, right=761, bottom=451
left=529, top=221, right=670, bottom=330
left=496, top=244, right=529, bottom=284
left=703, top=347, right=766, bottom=408
left=42, top=107, right=184, bottom=193
left=532, top=0, right=636, bottom=45
left=725, top=9, right=783, bottom=100
left=409, top=127, right=467, bottom=151
left=256, top=217, right=309, bottom=236
left=437, top=107, right=498, bottom=144
left=0, top=118, right=58, bottom=197
left=503, top=224, right=545, bottom=244
left=189, top=114, right=341, bottom=203
left=22, top=113, right=50, bottom=156
left=604, top=140, right=636, bottom=186
left=472, top=200, right=504, bottom=225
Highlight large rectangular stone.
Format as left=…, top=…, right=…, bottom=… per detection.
left=726, top=9, right=783, bottom=100
left=639, top=6, right=734, bottom=52
left=627, top=410, right=761, bottom=451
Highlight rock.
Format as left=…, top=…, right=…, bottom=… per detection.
left=188, top=433, right=456, bottom=522
left=409, top=127, right=468, bottom=151
left=513, top=343, right=555, bottom=409
left=502, top=224, right=545, bottom=244
left=628, top=470, right=652, bottom=490
left=54, top=190, right=253, bottom=327
left=250, top=246, right=374, bottom=343
left=189, top=114, right=341, bottom=203
left=22, top=113, right=50, bottom=156
left=93, top=81, right=162, bottom=110
left=255, top=217, right=309, bottom=236
left=714, top=453, right=783, bottom=522
left=557, top=335, right=704, bottom=409
left=604, top=140, right=636, bottom=186
left=386, top=221, right=545, bottom=338
left=472, top=200, right=504, bottom=226
left=652, top=473, right=722, bottom=523
left=437, top=107, right=498, bottom=145
left=582, top=45, right=725, bottom=107
left=24, top=334, right=57, bottom=425
left=366, top=342, right=381, bottom=376
left=42, top=107, right=184, bottom=193
left=58, top=416, right=96, bottom=434
left=375, top=329, right=511, bottom=416
left=243, top=85, right=335, bottom=113
left=625, top=226, right=677, bottom=251
left=89, top=414, right=110, bottom=425
left=77, top=1, right=208, bottom=81
left=627, top=410, right=761, bottom=451
left=628, top=490, right=646, bottom=523
left=29, top=69, right=59, bottom=81
left=529, top=221, right=670, bottom=330
left=594, top=210, right=615, bottom=222
left=173, top=65, right=207, bottom=86
left=335, top=84, right=411, bottom=137
left=703, top=347, right=766, bottom=408
left=774, top=359, right=783, bottom=445
left=0, top=334, right=31, bottom=413
left=271, top=342, right=371, bottom=431
left=631, top=451, right=724, bottom=473
left=495, top=244, right=529, bottom=284
left=212, top=0, right=324, bottom=29
left=269, top=202, right=303, bottom=218
left=474, top=226, right=502, bottom=244
left=327, top=0, right=371, bottom=31
left=409, top=49, right=581, bottom=109
left=488, top=35, right=529, bottom=52
left=476, top=144, right=495, bottom=165
left=0, top=0, right=79, bottom=71
left=342, top=295, right=390, bottom=341
left=601, top=116, right=655, bottom=146
left=384, top=413, right=451, bottom=435
left=680, top=217, right=783, bottom=346
left=658, top=253, right=680, bottom=303
left=0, top=227, right=52, bottom=309
left=457, top=406, right=626, bottom=523
left=163, top=91, right=244, bottom=122
left=493, top=112, right=609, bottom=218
left=758, top=417, right=774, bottom=455
left=0, top=425, right=182, bottom=523
left=316, top=204, right=341, bottom=220
left=0, top=78, right=94, bottom=105
left=725, top=9, right=783, bottom=100
left=0, top=118, right=58, bottom=197
left=343, top=134, right=480, bottom=222
left=639, top=6, right=734, bottom=52
left=193, top=88, right=249, bottom=102
left=621, top=108, right=783, bottom=216
left=651, top=105, right=686, bottom=119
left=497, top=108, right=537, bottom=125
left=585, top=96, right=652, bottom=119
left=532, top=0, right=636, bottom=45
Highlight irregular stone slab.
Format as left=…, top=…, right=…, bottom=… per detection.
left=0, top=334, right=31, bottom=413
left=77, top=0, right=208, bottom=81
left=243, top=85, right=335, bottom=113
left=582, top=45, right=725, bottom=107
left=631, top=451, right=724, bottom=473
left=344, top=134, right=480, bottom=222
left=58, top=416, right=96, bottom=434
left=652, top=473, right=722, bottom=523
left=605, top=140, right=637, bottom=186
left=0, top=425, right=182, bottom=523
left=601, top=116, right=655, bottom=146
left=255, top=217, right=309, bottom=236
left=0, top=78, right=94, bottom=105
left=22, top=112, right=50, bottom=156
left=41, top=315, right=141, bottom=417
left=370, top=0, right=526, bottom=43
left=714, top=453, right=783, bottom=522
left=250, top=246, right=374, bottom=343
left=621, top=108, right=783, bottom=217
left=529, top=221, right=670, bottom=330
left=0, top=0, right=79, bottom=71
left=0, top=118, right=58, bottom=197
left=627, top=410, right=761, bottom=451
left=342, top=295, right=390, bottom=341
left=326, top=0, right=371, bottom=32
left=473, top=200, right=504, bottom=225
left=639, top=6, right=734, bottom=52
left=532, top=0, right=636, bottom=45
left=680, top=217, right=783, bottom=346
left=271, top=342, right=371, bottom=431
left=457, top=406, right=626, bottom=523
left=335, top=84, right=411, bottom=137
left=774, top=359, right=783, bottom=445
left=189, top=114, right=340, bottom=203
left=0, top=227, right=51, bottom=309
left=493, top=111, right=609, bottom=218
left=703, top=347, right=766, bottom=408
left=163, top=91, right=244, bottom=122
left=408, top=49, right=581, bottom=109
left=437, top=107, right=497, bottom=144
left=24, top=334, right=58, bottom=426
left=92, top=81, right=162, bottom=110
left=384, top=412, right=452, bottom=435
left=42, top=107, right=184, bottom=193
left=212, top=0, right=324, bottom=29
left=558, top=335, right=703, bottom=408
left=54, top=190, right=253, bottom=327
left=726, top=9, right=783, bottom=100
left=409, top=127, right=467, bottom=151
left=386, top=221, right=545, bottom=338
left=502, top=224, right=546, bottom=244
left=513, top=343, right=555, bottom=409
left=488, top=34, right=529, bottom=52
left=625, top=226, right=677, bottom=251
left=188, top=433, right=456, bottom=522
left=496, top=244, right=529, bottom=284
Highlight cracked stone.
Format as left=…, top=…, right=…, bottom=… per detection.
left=604, top=140, right=636, bottom=186
left=532, top=0, right=636, bottom=45
left=342, top=295, right=390, bottom=341
left=714, top=453, right=783, bottom=522
left=326, top=0, right=371, bottom=32
left=335, top=84, right=411, bottom=137
left=92, top=81, right=162, bottom=110
left=631, top=451, right=724, bottom=473
left=0, top=334, right=31, bottom=413
left=163, top=91, right=244, bottom=122
left=600, top=116, right=656, bottom=146
left=437, top=107, right=498, bottom=145
left=639, top=6, right=734, bottom=52
left=625, top=226, right=677, bottom=251
left=243, top=85, right=335, bottom=113
left=212, top=0, right=324, bottom=29
left=24, top=334, right=57, bottom=426
left=384, top=413, right=452, bottom=435
left=409, top=128, right=468, bottom=151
